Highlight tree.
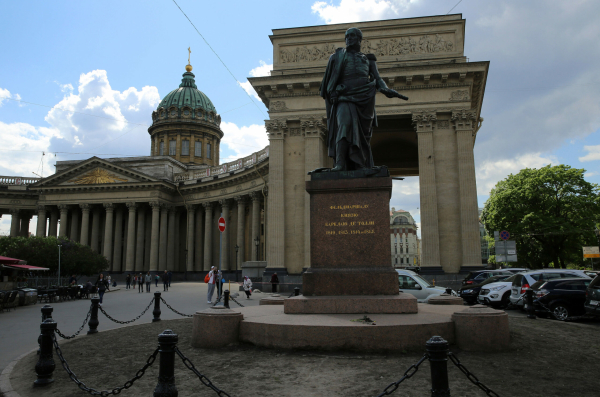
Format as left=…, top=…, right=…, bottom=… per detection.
left=481, top=164, right=600, bottom=269
left=0, top=236, right=108, bottom=275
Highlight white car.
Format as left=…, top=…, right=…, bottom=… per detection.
left=508, top=269, right=591, bottom=307
left=396, top=269, right=451, bottom=303
left=477, top=274, right=519, bottom=308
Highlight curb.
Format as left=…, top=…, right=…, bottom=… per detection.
left=0, top=348, right=36, bottom=397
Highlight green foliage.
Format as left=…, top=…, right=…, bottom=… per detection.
left=481, top=164, right=600, bottom=269
left=0, top=236, right=108, bottom=275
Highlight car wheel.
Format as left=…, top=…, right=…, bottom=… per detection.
left=500, top=292, right=510, bottom=308
left=551, top=303, right=570, bottom=321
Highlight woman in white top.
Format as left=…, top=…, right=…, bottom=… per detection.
left=243, top=276, right=252, bottom=299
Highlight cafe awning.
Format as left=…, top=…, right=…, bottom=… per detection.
left=2, top=264, right=49, bottom=271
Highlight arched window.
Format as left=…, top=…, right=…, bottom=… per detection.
left=169, top=140, right=176, bottom=156
left=207, top=143, right=212, bottom=159
left=159, top=141, right=164, bottom=156
left=393, top=216, right=409, bottom=225
left=195, top=141, right=202, bottom=157
left=182, top=140, right=190, bottom=156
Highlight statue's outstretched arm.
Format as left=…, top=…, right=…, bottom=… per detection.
left=367, top=54, right=408, bottom=101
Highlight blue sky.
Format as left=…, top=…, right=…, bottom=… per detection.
left=1, top=0, right=599, bottom=236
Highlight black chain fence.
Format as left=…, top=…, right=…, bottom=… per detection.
left=174, top=346, right=231, bottom=396
left=449, top=352, right=500, bottom=397
left=98, top=298, right=154, bottom=324
left=376, top=354, right=428, bottom=396
left=160, top=297, right=193, bottom=317
left=53, top=337, right=159, bottom=396
left=229, top=296, right=245, bottom=308
left=55, top=306, right=92, bottom=339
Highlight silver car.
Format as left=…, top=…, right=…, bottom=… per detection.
left=396, top=269, right=451, bottom=303
left=508, top=269, right=590, bottom=307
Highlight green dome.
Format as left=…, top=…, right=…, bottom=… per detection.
left=157, top=71, right=216, bottom=113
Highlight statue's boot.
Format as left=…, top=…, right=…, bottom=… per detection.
left=331, top=139, right=349, bottom=172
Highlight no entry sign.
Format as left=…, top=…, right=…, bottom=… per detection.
left=218, top=217, right=226, bottom=232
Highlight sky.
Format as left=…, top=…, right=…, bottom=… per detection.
left=1, top=0, right=599, bottom=237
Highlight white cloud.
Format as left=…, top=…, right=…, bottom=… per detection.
left=312, top=0, right=416, bottom=24
left=0, top=121, right=59, bottom=176
left=585, top=172, right=597, bottom=178
left=475, top=152, right=557, bottom=196
left=579, top=145, right=600, bottom=162
left=0, top=87, right=22, bottom=107
left=239, top=61, right=272, bottom=101
left=220, top=121, right=268, bottom=159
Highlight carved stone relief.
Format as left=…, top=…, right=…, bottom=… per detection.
left=437, top=120, right=450, bottom=129
left=269, top=101, right=288, bottom=111
left=449, top=90, right=469, bottom=101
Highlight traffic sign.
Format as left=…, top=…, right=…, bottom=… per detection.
left=218, top=217, right=226, bottom=232
left=499, top=230, right=510, bottom=241
left=583, top=246, right=600, bottom=259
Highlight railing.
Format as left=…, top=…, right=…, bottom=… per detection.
left=0, top=176, right=41, bottom=186
left=173, top=146, right=269, bottom=182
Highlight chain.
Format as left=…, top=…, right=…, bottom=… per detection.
left=174, top=347, right=231, bottom=396
left=448, top=352, right=500, bottom=397
left=212, top=295, right=222, bottom=307
left=53, top=337, right=158, bottom=396
left=160, top=297, right=193, bottom=317
left=99, top=297, right=154, bottom=324
left=55, top=306, right=92, bottom=339
left=376, top=354, right=428, bottom=396
left=229, top=296, right=245, bottom=308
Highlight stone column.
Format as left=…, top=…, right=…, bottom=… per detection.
left=103, top=204, right=114, bottom=266
left=250, top=192, right=261, bottom=261
left=202, top=202, right=214, bottom=271
left=413, top=113, right=441, bottom=268
left=186, top=205, right=195, bottom=272
left=234, top=196, right=246, bottom=272
left=48, top=209, right=58, bottom=237
left=125, top=202, right=137, bottom=272
left=79, top=204, right=90, bottom=244
left=113, top=206, right=124, bottom=271
left=194, top=208, right=204, bottom=271
left=70, top=208, right=80, bottom=242
left=265, top=129, right=285, bottom=268
left=58, top=205, right=69, bottom=237
left=91, top=207, right=101, bottom=252
left=20, top=213, right=32, bottom=237
left=135, top=206, right=146, bottom=272
left=167, top=206, right=176, bottom=271
left=453, top=111, right=483, bottom=267
left=159, top=204, right=168, bottom=271
left=219, top=199, right=230, bottom=270
left=9, top=209, right=20, bottom=237
left=36, top=206, right=47, bottom=237
left=149, top=202, right=161, bottom=272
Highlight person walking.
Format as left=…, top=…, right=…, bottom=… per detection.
left=206, top=266, right=217, bottom=303
left=155, top=274, right=159, bottom=287
left=243, top=276, right=253, bottom=299
left=95, top=274, right=108, bottom=306
left=145, top=272, right=152, bottom=292
left=106, top=274, right=112, bottom=287
left=167, top=271, right=172, bottom=288
left=162, top=270, right=169, bottom=292
left=125, top=274, right=131, bottom=290
left=270, top=272, right=279, bottom=293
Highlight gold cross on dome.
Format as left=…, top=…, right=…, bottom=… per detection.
left=188, top=47, right=191, bottom=64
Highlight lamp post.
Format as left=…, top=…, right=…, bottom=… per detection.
left=235, top=244, right=239, bottom=282
left=394, top=243, right=397, bottom=267
left=594, top=228, right=600, bottom=271
left=57, top=244, right=61, bottom=286
left=254, top=237, right=260, bottom=261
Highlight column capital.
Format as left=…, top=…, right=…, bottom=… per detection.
left=126, top=202, right=138, bottom=210
left=37, top=205, right=47, bottom=212
left=219, top=198, right=231, bottom=208
left=166, top=204, right=177, bottom=213
left=185, top=204, right=196, bottom=211
left=451, top=109, right=478, bottom=131
left=57, top=204, right=69, bottom=211
left=103, top=203, right=114, bottom=211
left=250, top=191, right=261, bottom=202
left=80, top=204, right=91, bottom=212
left=412, top=112, right=437, bottom=133
left=202, top=201, right=214, bottom=209
left=9, top=208, right=20, bottom=214
left=150, top=201, right=161, bottom=210
left=234, top=195, right=247, bottom=204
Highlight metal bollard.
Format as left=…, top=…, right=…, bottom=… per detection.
left=224, top=290, right=230, bottom=309
left=34, top=319, right=57, bottom=386
left=153, top=291, right=162, bottom=322
left=445, top=288, right=452, bottom=295
left=153, top=330, right=178, bottom=397
left=88, top=297, right=100, bottom=334
left=38, top=305, right=54, bottom=355
left=426, top=336, right=451, bottom=397
left=525, top=288, right=536, bottom=319
left=294, top=287, right=300, bottom=296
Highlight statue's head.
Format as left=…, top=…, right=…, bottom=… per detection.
left=345, top=28, right=363, bottom=48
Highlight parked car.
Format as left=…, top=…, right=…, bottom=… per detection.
left=584, top=274, right=600, bottom=317
left=462, top=270, right=512, bottom=286
left=396, top=269, right=450, bottom=303
left=531, top=278, right=592, bottom=321
left=477, top=274, right=519, bottom=308
left=509, top=269, right=591, bottom=308
left=459, top=274, right=513, bottom=304
left=500, top=268, right=529, bottom=274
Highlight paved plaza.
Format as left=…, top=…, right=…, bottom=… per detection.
left=0, top=282, right=267, bottom=373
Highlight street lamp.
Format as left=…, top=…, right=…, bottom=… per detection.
left=594, top=228, right=600, bottom=271
left=254, top=237, right=260, bottom=261
left=235, top=244, right=239, bottom=282
left=57, top=244, right=61, bottom=287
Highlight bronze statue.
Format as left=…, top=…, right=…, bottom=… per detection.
left=320, top=27, right=408, bottom=172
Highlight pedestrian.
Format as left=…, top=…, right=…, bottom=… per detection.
left=68, top=274, right=77, bottom=285
left=138, top=273, right=144, bottom=293
left=125, top=274, right=131, bottom=289
left=168, top=270, right=172, bottom=287
left=243, top=276, right=253, bottom=299
left=216, top=268, right=223, bottom=298
left=95, top=273, right=108, bottom=306
left=206, top=266, right=217, bottom=303
left=270, top=272, right=279, bottom=293
left=162, top=270, right=169, bottom=291
left=155, top=274, right=159, bottom=287
left=133, top=275, right=138, bottom=290
left=145, top=272, right=152, bottom=292
left=106, top=274, right=112, bottom=287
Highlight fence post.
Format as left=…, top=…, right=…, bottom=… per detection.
left=294, top=287, right=300, bottom=296
left=525, top=288, right=536, bottom=319
left=153, top=291, right=162, bottom=322
left=224, top=289, right=230, bottom=309
left=445, top=288, right=452, bottom=295
left=426, top=336, right=450, bottom=397
left=38, top=305, right=54, bottom=355
left=153, top=329, right=178, bottom=397
left=88, top=297, right=100, bottom=334
left=34, top=319, right=57, bottom=387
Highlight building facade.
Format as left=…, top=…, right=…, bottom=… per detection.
left=389, top=208, right=419, bottom=268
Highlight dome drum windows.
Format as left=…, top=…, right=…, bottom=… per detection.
left=159, top=141, right=165, bottom=156
left=182, top=107, right=192, bottom=119
left=194, top=140, right=202, bottom=157
left=182, top=139, right=190, bottom=156
left=169, top=140, right=176, bottom=156
left=168, top=107, right=178, bottom=118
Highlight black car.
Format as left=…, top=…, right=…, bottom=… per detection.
left=462, top=270, right=512, bottom=286
left=584, top=274, right=600, bottom=317
left=459, top=274, right=512, bottom=304
left=531, top=278, right=592, bottom=321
